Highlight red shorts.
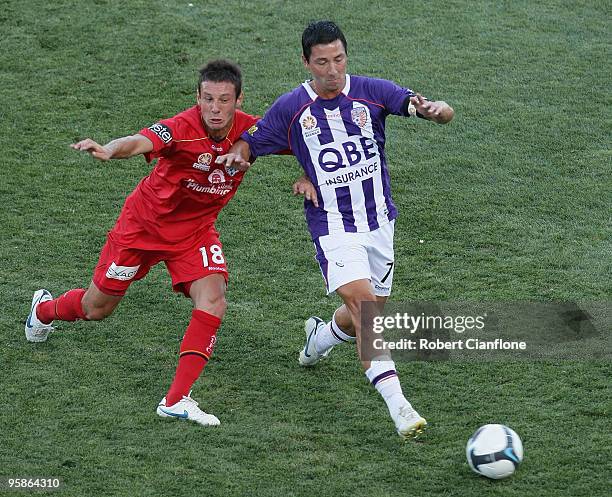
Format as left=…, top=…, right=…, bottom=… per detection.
left=92, top=228, right=229, bottom=297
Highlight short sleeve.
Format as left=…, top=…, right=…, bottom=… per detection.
left=241, top=95, right=292, bottom=158
left=367, top=78, right=418, bottom=117
left=138, top=118, right=177, bottom=162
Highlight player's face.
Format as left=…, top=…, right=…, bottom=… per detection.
left=197, top=81, right=243, bottom=140
left=303, top=39, right=347, bottom=99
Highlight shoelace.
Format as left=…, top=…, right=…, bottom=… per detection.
left=181, top=393, right=199, bottom=407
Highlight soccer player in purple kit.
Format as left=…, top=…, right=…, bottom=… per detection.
left=217, top=20, right=454, bottom=439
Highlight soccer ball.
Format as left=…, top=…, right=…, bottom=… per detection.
left=466, top=424, right=523, bottom=479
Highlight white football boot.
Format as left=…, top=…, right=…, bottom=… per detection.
left=299, top=316, right=332, bottom=366
left=395, top=404, right=428, bottom=440
left=157, top=394, right=220, bottom=427
left=25, top=289, right=54, bottom=342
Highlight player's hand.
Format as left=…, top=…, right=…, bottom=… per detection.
left=71, top=139, right=112, bottom=161
left=410, top=93, right=439, bottom=118
left=215, top=153, right=251, bottom=171
left=292, top=175, right=319, bottom=207
left=410, top=94, right=453, bottom=123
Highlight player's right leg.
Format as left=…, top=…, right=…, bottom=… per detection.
left=25, top=289, right=55, bottom=342
left=25, top=237, right=147, bottom=342
left=300, top=302, right=385, bottom=366
left=299, top=237, right=369, bottom=365
left=25, top=283, right=123, bottom=342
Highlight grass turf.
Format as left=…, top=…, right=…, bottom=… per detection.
left=1, top=1, right=610, bottom=495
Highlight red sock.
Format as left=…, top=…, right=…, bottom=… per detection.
left=165, top=310, right=221, bottom=407
left=37, top=289, right=87, bottom=324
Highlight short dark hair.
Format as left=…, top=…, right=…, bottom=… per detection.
left=302, top=20, right=348, bottom=62
left=198, top=59, right=242, bottom=98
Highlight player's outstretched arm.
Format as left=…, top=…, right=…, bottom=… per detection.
left=293, top=175, right=319, bottom=207
left=215, top=139, right=251, bottom=171
left=71, top=134, right=153, bottom=161
left=410, top=94, right=454, bottom=124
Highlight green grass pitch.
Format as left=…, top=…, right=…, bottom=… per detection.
left=1, top=1, right=610, bottom=495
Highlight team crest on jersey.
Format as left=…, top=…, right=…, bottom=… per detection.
left=351, top=107, right=368, bottom=128
left=193, top=153, right=212, bottom=171
left=208, top=169, right=226, bottom=184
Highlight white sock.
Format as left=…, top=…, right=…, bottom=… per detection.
left=314, top=311, right=356, bottom=355
left=365, top=360, right=409, bottom=421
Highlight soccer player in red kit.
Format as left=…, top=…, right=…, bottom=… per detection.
left=25, top=60, right=275, bottom=426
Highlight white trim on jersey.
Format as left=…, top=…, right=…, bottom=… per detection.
left=302, top=80, right=317, bottom=100
left=301, top=74, right=352, bottom=100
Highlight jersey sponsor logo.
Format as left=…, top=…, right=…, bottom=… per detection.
left=106, top=262, right=140, bottom=281
left=193, top=153, right=213, bottom=171
left=183, top=178, right=233, bottom=196
left=325, top=163, right=379, bottom=185
left=318, top=137, right=378, bottom=172
left=208, top=169, right=226, bottom=184
left=247, top=125, right=258, bottom=136
left=148, top=123, right=172, bottom=144
left=351, top=107, right=368, bottom=128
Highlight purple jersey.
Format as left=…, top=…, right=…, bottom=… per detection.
left=242, top=74, right=416, bottom=239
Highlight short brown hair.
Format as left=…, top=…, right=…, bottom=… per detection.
left=198, top=59, right=242, bottom=98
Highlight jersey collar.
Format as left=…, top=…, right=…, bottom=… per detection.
left=302, top=74, right=351, bottom=101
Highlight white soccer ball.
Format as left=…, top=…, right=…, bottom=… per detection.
left=466, top=424, right=523, bottom=479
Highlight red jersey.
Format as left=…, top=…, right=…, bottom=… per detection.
left=110, top=106, right=258, bottom=250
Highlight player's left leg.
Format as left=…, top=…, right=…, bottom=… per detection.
left=365, top=221, right=427, bottom=438
left=157, top=234, right=228, bottom=427
left=301, top=224, right=394, bottom=364
left=335, top=280, right=426, bottom=439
